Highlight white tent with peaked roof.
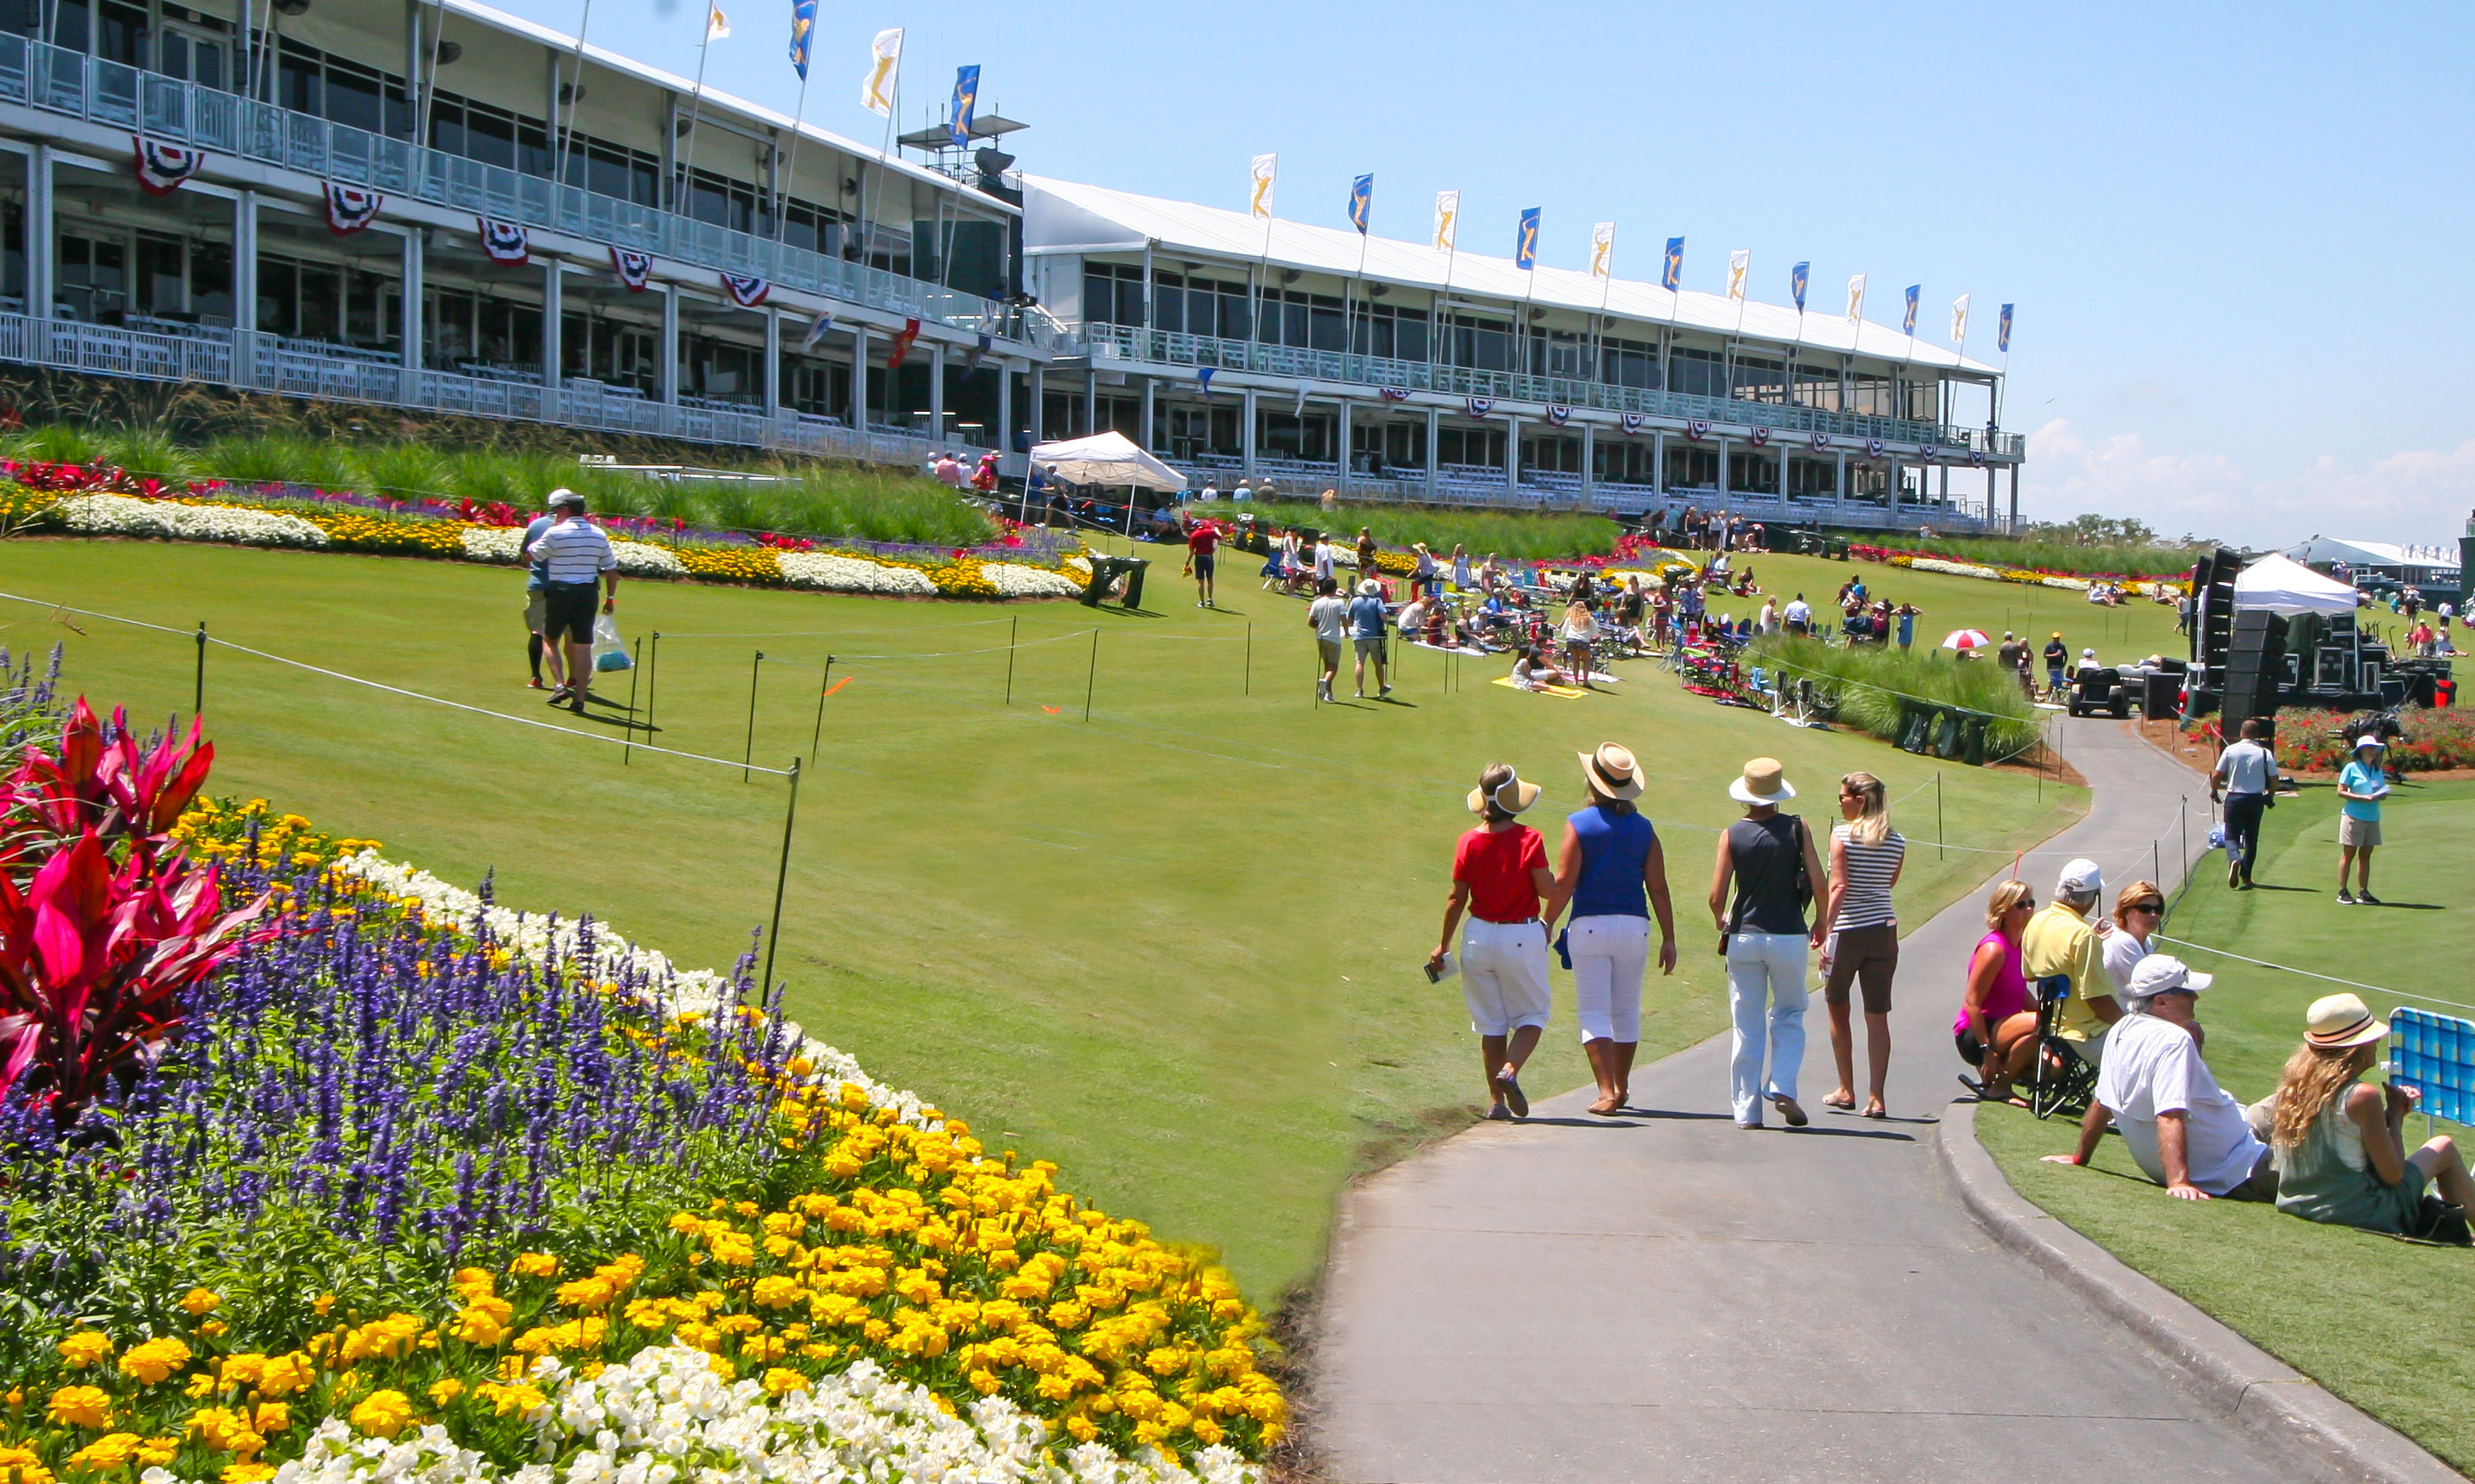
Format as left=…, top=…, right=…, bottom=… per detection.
left=2233, top=553, right=2358, bottom=617
left=1027, top=431, right=1189, bottom=492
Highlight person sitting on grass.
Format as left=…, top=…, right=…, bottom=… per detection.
left=2268, top=994, right=2474, bottom=1243
left=1511, top=645, right=1571, bottom=692
left=1396, top=592, right=1432, bottom=644
left=2042, top=956, right=2278, bottom=1202
left=1955, top=880, right=2038, bottom=1103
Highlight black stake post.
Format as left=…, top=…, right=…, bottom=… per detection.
left=644, top=632, right=661, bottom=749
left=809, top=656, right=834, bottom=757
left=1243, top=620, right=1252, bottom=696
left=192, top=620, right=206, bottom=718
left=1935, top=771, right=1945, bottom=860
left=1004, top=615, right=1017, bottom=705
left=742, top=650, right=764, bottom=783
left=622, top=636, right=643, bottom=765
left=757, top=756, right=802, bottom=1005
left=1083, top=627, right=1098, bottom=723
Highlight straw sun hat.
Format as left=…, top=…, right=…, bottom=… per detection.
left=1578, top=743, right=1644, bottom=801
left=2305, top=992, right=2389, bottom=1048
left=1466, top=768, right=1542, bottom=817
left=1727, top=757, right=1794, bottom=805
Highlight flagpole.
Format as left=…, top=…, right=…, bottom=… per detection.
left=552, top=0, right=593, bottom=188
left=678, top=10, right=715, bottom=206
left=776, top=70, right=812, bottom=244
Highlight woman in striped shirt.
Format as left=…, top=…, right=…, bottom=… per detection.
left=1819, top=771, right=1906, bottom=1119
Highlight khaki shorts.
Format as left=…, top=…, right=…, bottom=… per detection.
left=1316, top=638, right=1343, bottom=670
left=525, top=591, right=548, bottom=633
left=2339, top=814, right=2382, bottom=848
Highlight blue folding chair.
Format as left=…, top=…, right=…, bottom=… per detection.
left=2391, top=1007, right=2475, bottom=1135
left=2028, top=975, right=2098, bottom=1120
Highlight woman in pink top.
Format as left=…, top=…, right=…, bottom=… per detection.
left=1955, top=880, right=2038, bottom=1102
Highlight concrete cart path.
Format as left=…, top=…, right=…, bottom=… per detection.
left=1317, top=717, right=2318, bottom=1484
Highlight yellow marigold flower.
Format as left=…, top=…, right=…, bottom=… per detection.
left=177, top=1289, right=221, bottom=1318
left=748, top=1276, right=803, bottom=1309
left=450, top=1298, right=514, bottom=1347
left=427, top=1380, right=464, bottom=1405
left=1065, top=1415, right=1098, bottom=1442
left=1191, top=1418, right=1226, bottom=1445
left=186, top=1407, right=264, bottom=1457
left=221, top=1465, right=275, bottom=1484
left=759, top=1368, right=810, bottom=1398
left=250, top=1403, right=289, bottom=1435
left=197, top=1320, right=229, bottom=1339
left=348, top=1390, right=414, bottom=1440
left=119, top=1338, right=193, bottom=1387
left=253, top=1354, right=314, bottom=1400
left=450, top=1268, right=496, bottom=1295
left=57, top=1331, right=114, bottom=1368
left=65, top=1432, right=144, bottom=1471
left=473, top=1381, right=545, bottom=1418
left=554, top=1277, right=615, bottom=1310
left=509, top=1253, right=560, bottom=1280
left=135, top=1437, right=181, bottom=1467
left=183, top=1374, right=220, bottom=1400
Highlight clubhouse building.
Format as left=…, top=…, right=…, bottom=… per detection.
left=0, top=0, right=2020, bottom=529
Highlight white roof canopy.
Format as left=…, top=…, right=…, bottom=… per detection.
left=2233, top=553, right=2360, bottom=617
left=1029, top=432, right=1189, bottom=492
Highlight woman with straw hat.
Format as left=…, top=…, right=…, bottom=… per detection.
left=2268, top=993, right=2474, bottom=1239
left=1546, top=744, right=1679, bottom=1115
left=1431, top=764, right=1558, bottom=1120
left=1708, top=758, right=1825, bottom=1128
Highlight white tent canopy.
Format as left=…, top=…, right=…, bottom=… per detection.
left=2233, top=553, right=2359, bottom=617
left=1026, top=431, right=1189, bottom=492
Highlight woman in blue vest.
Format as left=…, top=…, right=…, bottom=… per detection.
left=1548, top=743, right=1680, bottom=1114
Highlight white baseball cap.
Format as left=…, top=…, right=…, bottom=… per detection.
left=2055, top=858, right=2104, bottom=898
left=2128, top=954, right=2212, bottom=998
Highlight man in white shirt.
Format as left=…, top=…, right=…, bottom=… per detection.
left=1306, top=577, right=1349, bottom=702
left=2211, top=717, right=2278, bottom=889
left=530, top=490, right=620, bottom=714
left=2044, top=956, right=2276, bottom=1201
left=1312, top=536, right=1337, bottom=586
left=1783, top=594, right=1812, bottom=636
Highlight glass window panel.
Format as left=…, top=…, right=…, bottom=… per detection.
left=325, top=64, right=382, bottom=132
left=297, top=265, right=341, bottom=342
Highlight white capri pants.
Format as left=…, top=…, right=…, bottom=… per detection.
left=1460, top=918, right=1552, bottom=1037
left=1569, top=914, right=1651, bottom=1042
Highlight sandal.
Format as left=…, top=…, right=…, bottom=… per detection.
left=1822, top=1092, right=1856, bottom=1111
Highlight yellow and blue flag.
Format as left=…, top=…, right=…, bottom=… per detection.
left=1902, top=284, right=1919, bottom=336
left=1662, top=237, right=1683, bottom=292
left=1349, top=175, right=1372, bottom=235
left=787, top=0, right=815, bottom=81
left=946, top=64, right=979, bottom=147
left=1791, top=261, right=1809, bottom=312
left=1516, top=208, right=1540, bottom=270
left=1249, top=154, right=1277, bottom=220
left=1998, top=303, right=2014, bottom=353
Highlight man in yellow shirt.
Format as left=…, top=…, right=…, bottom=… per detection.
left=2021, top=857, right=2121, bottom=1064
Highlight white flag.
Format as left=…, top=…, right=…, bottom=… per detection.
left=860, top=27, right=903, bottom=117
left=1589, top=221, right=1616, bottom=280
left=1727, top=249, right=1749, bottom=302
left=1845, top=273, right=1867, bottom=325
left=802, top=310, right=834, bottom=351
left=1432, top=190, right=1460, bottom=252
left=704, top=3, right=729, bottom=40
left=1249, top=153, right=1277, bottom=220
left=1949, top=293, right=1972, bottom=346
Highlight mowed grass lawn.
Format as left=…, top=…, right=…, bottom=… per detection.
left=1981, top=779, right=2475, bottom=1471
left=3, top=536, right=2083, bottom=1299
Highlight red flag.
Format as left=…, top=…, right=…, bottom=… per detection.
left=887, top=316, right=924, bottom=368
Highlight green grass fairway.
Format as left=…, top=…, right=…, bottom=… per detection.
left=1981, top=779, right=2474, bottom=1471
left=2, top=537, right=2083, bottom=1298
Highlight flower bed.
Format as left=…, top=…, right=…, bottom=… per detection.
left=0, top=718, right=1281, bottom=1484
left=2273, top=706, right=2475, bottom=774
left=1848, top=542, right=2192, bottom=598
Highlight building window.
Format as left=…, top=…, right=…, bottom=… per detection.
left=1521, top=434, right=1582, bottom=474
left=1593, top=437, right=1656, bottom=485
left=1359, top=302, right=1427, bottom=361
left=1793, top=362, right=1840, bottom=410
left=1665, top=442, right=1718, bottom=490
left=56, top=232, right=126, bottom=321
left=1730, top=355, right=1786, bottom=405
left=1445, top=314, right=1512, bottom=372
left=1787, top=456, right=1838, bottom=497
left=96, top=0, right=146, bottom=65
left=1438, top=426, right=1504, bottom=466
left=1669, top=347, right=1723, bottom=399
left=1727, top=448, right=1779, bottom=492
left=1082, top=263, right=1143, bottom=326
left=1599, top=336, right=1658, bottom=390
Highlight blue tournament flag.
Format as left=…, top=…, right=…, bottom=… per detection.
left=1515, top=208, right=1540, bottom=270
left=946, top=64, right=980, bottom=148
left=1348, top=174, right=1373, bottom=234
left=1998, top=303, right=2014, bottom=353
left=1902, top=284, right=1920, bottom=336
left=787, top=0, right=815, bottom=80
left=1790, top=261, right=1810, bottom=313
left=1662, top=236, right=1684, bottom=292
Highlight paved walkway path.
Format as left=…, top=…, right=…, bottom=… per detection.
left=1319, top=717, right=2322, bottom=1483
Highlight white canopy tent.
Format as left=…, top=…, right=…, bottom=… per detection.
left=2233, top=553, right=2359, bottom=617
left=1026, top=432, right=1189, bottom=492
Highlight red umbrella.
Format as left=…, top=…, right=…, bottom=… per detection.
left=1941, top=629, right=1993, bottom=651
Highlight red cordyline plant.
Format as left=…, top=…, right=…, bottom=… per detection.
left=0, top=698, right=214, bottom=874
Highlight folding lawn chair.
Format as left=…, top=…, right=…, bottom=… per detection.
left=2027, top=974, right=2099, bottom=1120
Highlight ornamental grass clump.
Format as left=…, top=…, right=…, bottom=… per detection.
left=1746, top=636, right=2044, bottom=760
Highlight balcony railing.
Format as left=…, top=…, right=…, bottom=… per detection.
left=0, top=36, right=1076, bottom=350
left=0, top=312, right=976, bottom=464
left=1065, top=321, right=2027, bottom=458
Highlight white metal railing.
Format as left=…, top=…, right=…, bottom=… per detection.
left=1065, top=320, right=2027, bottom=458
left=0, top=312, right=976, bottom=464
left=0, top=35, right=1076, bottom=352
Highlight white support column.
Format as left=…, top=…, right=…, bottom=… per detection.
left=231, top=189, right=258, bottom=332
left=761, top=307, right=781, bottom=419
left=1240, top=386, right=1258, bottom=475
left=998, top=357, right=1016, bottom=457
left=1985, top=464, right=1997, bottom=528
left=1027, top=363, right=1043, bottom=442
left=1579, top=421, right=1596, bottom=510
left=1335, top=396, right=1351, bottom=492
left=1938, top=462, right=1949, bottom=522
left=1139, top=374, right=1155, bottom=450
left=1082, top=369, right=1097, bottom=437
left=848, top=324, right=869, bottom=430
left=540, top=258, right=562, bottom=392
left=1504, top=415, right=1521, bottom=497
left=1652, top=429, right=1666, bottom=497
left=1887, top=460, right=1903, bottom=527
left=1424, top=404, right=1440, bottom=503
left=2008, top=462, right=2020, bottom=531
left=1834, top=450, right=1848, bottom=524
left=25, top=144, right=53, bottom=322
left=659, top=285, right=680, bottom=406
left=928, top=342, right=946, bottom=441
left=398, top=227, right=423, bottom=371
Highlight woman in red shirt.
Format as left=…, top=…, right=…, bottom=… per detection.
left=1430, top=764, right=1560, bottom=1120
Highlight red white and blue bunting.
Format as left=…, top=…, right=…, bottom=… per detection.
left=1748, top=425, right=1771, bottom=447
left=131, top=136, right=203, bottom=196
left=1379, top=386, right=1411, bottom=403
left=1810, top=431, right=1832, bottom=453
left=1543, top=404, right=1572, bottom=427
left=1685, top=419, right=1710, bottom=442
left=610, top=247, right=653, bottom=291
left=1969, top=448, right=1988, bottom=468
left=1917, top=443, right=1942, bottom=464
left=477, top=217, right=530, bottom=265
left=324, top=183, right=383, bottom=235
left=1620, top=413, right=1648, bottom=436
left=1466, top=394, right=1495, bottom=418
left=1866, top=437, right=1887, bottom=459
left=720, top=272, right=770, bottom=308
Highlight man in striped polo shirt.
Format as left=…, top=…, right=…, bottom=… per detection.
left=531, top=490, right=619, bottom=715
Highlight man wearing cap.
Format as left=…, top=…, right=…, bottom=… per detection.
left=2042, top=631, right=2068, bottom=699
left=517, top=495, right=567, bottom=692
left=2336, top=736, right=2389, bottom=905
left=1183, top=514, right=1221, bottom=609
left=530, top=490, right=619, bottom=715
left=1431, top=764, right=1558, bottom=1120
left=2211, top=718, right=2277, bottom=889
left=1347, top=579, right=1392, bottom=700
left=2044, top=956, right=2277, bottom=1202
left=2022, top=857, right=2120, bottom=1066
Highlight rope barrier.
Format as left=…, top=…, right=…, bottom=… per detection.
left=654, top=617, right=1019, bottom=641
left=2153, top=933, right=2475, bottom=1017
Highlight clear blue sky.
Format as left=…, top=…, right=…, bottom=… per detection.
left=492, top=0, right=2475, bottom=548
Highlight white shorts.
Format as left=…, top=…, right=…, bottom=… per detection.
left=1569, top=914, right=1651, bottom=1042
left=1460, top=918, right=1552, bottom=1037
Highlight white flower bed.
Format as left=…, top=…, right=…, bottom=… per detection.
left=982, top=562, right=1083, bottom=598
left=777, top=550, right=938, bottom=595
left=454, top=525, right=681, bottom=577
left=459, top=526, right=525, bottom=562
left=236, top=1347, right=1256, bottom=1484
left=1906, top=555, right=2005, bottom=581
left=59, top=493, right=330, bottom=548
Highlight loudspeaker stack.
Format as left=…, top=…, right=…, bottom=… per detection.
left=2221, top=610, right=2288, bottom=735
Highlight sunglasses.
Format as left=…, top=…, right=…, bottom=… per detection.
left=2010, top=897, right=2036, bottom=910
left=2127, top=901, right=2165, bottom=914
